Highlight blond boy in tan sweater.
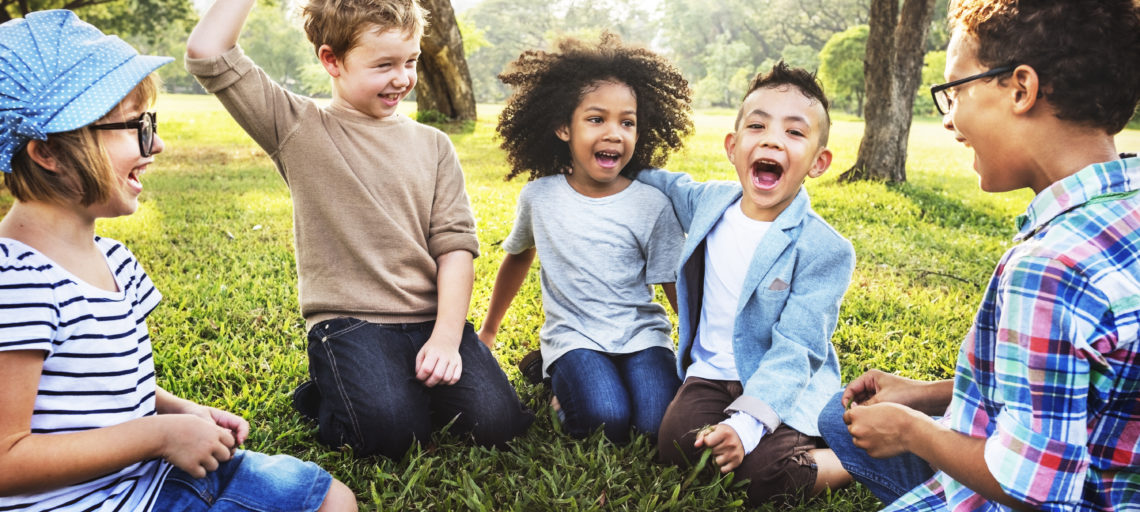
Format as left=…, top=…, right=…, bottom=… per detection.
left=186, top=0, right=533, bottom=459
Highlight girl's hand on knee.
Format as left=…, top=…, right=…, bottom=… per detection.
left=695, top=424, right=744, bottom=473
left=160, top=415, right=238, bottom=479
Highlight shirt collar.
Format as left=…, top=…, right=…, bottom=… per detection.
left=1014, top=154, right=1140, bottom=241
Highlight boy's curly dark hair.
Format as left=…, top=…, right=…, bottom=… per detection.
left=948, top=0, right=1140, bottom=134
left=496, top=32, right=693, bottom=181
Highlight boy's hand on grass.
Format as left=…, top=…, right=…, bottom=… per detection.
left=694, top=424, right=744, bottom=473
left=416, top=336, right=463, bottom=387
left=160, top=414, right=238, bottom=479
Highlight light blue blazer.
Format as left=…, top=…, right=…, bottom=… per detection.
left=638, top=169, right=855, bottom=436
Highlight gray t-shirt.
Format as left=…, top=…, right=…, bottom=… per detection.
left=503, top=175, right=684, bottom=375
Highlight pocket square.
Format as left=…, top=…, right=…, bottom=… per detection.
left=768, top=278, right=789, bottom=291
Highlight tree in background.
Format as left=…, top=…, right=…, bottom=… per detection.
left=818, top=25, right=868, bottom=116
left=913, top=50, right=946, bottom=117
left=462, top=0, right=656, bottom=103
left=1, top=0, right=194, bottom=33
left=239, top=1, right=320, bottom=95
left=658, top=0, right=866, bottom=108
left=418, top=0, right=477, bottom=121
left=840, top=0, right=936, bottom=183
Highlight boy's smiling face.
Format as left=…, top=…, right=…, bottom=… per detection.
left=941, top=30, right=1041, bottom=193
left=726, top=86, right=831, bottom=221
left=324, top=25, right=420, bottom=119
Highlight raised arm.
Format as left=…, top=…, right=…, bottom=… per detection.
left=186, top=0, right=256, bottom=59
left=477, top=248, right=537, bottom=348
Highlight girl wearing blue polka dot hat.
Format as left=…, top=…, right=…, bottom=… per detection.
left=0, top=10, right=356, bottom=511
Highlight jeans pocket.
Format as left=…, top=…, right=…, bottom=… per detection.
left=310, top=317, right=368, bottom=341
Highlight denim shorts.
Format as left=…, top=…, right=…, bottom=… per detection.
left=153, top=450, right=333, bottom=512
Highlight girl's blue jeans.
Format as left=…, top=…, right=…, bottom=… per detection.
left=154, top=450, right=331, bottom=511
left=547, top=346, right=680, bottom=443
left=817, top=391, right=936, bottom=505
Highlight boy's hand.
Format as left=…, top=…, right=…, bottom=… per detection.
left=694, top=424, right=745, bottom=473
left=416, top=335, right=462, bottom=387
left=843, top=402, right=924, bottom=458
left=160, top=414, right=238, bottom=479
left=843, top=369, right=913, bottom=407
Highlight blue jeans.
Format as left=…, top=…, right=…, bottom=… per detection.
left=817, top=391, right=935, bottom=505
left=154, top=450, right=332, bottom=511
left=547, top=347, right=680, bottom=443
left=299, top=318, right=534, bottom=458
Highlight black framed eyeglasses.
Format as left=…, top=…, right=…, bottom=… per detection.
left=91, top=111, right=158, bottom=157
left=929, top=66, right=1015, bottom=115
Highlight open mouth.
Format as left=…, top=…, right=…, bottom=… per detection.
left=127, top=166, right=145, bottom=190
left=380, top=92, right=403, bottom=105
left=751, top=159, right=783, bottom=189
left=595, top=151, right=622, bottom=169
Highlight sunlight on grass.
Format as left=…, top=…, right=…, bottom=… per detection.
left=5, top=93, right=1136, bottom=511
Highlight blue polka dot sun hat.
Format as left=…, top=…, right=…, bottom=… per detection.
left=0, top=9, right=172, bottom=173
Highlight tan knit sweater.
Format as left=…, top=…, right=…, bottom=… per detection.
left=186, top=46, right=479, bottom=330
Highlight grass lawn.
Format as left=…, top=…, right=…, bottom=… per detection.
left=8, top=93, right=1139, bottom=510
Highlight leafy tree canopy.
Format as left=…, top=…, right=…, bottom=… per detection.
left=818, top=24, right=869, bottom=115
left=1, top=0, right=195, bottom=43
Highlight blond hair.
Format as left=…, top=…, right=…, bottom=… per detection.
left=5, top=75, right=159, bottom=206
left=302, top=0, right=429, bottom=59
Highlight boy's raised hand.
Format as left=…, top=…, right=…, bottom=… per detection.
left=695, top=424, right=745, bottom=473
left=159, top=414, right=238, bottom=479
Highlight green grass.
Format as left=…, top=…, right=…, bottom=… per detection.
left=12, top=93, right=1140, bottom=510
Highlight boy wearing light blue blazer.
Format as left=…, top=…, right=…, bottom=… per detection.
left=639, top=62, right=855, bottom=506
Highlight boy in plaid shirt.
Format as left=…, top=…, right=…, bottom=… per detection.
left=817, top=0, right=1140, bottom=510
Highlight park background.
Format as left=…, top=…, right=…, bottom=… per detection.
left=3, top=0, right=1140, bottom=510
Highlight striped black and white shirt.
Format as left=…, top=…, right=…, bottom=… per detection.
left=0, top=237, right=172, bottom=511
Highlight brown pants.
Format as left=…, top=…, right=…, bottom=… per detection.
left=657, top=376, right=821, bottom=506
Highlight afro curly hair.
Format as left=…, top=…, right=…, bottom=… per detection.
left=496, top=32, right=693, bottom=181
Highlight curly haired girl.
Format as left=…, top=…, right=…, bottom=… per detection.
left=477, top=33, right=692, bottom=443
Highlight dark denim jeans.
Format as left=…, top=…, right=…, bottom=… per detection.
left=297, top=318, right=534, bottom=459
left=817, top=391, right=936, bottom=505
left=547, top=347, right=680, bottom=443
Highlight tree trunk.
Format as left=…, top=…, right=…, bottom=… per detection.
left=839, top=0, right=936, bottom=183
left=416, top=0, right=477, bottom=121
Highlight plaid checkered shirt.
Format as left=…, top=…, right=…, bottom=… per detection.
left=886, top=155, right=1140, bottom=511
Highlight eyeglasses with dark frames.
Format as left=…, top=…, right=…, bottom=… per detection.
left=929, top=66, right=1016, bottom=116
left=90, top=111, right=158, bottom=157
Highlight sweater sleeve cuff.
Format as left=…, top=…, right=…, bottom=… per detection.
left=184, top=45, right=253, bottom=92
